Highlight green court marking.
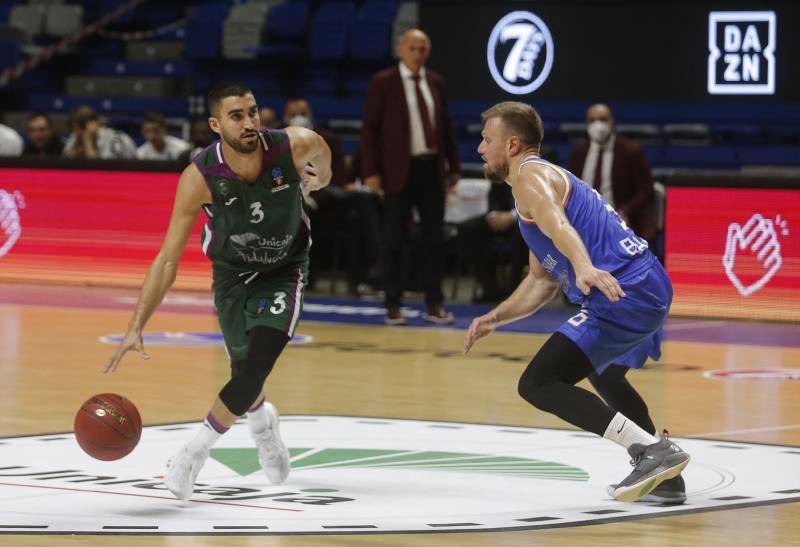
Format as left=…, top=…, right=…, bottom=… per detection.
left=210, top=447, right=310, bottom=476
left=211, top=447, right=589, bottom=481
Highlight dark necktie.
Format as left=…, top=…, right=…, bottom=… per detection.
left=593, top=146, right=604, bottom=189
left=411, top=73, right=436, bottom=150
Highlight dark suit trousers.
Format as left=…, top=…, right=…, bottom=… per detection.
left=383, top=155, right=445, bottom=309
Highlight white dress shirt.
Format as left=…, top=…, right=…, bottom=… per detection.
left=399, top=62, right=436, bottom=157
left=137, top=135, right=190, bottom=160
left=581, top=134, right=616, bottom=206
left=0, top=124, right=23, bottom=157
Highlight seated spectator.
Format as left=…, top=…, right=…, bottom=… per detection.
left=343, top=143, right=382, bottom=295
left=177, top=118, right=216, bottom=164
left=259, top=107, right=279, bottom=130
left=454, top=180, right=528, bottom=303
left=23, top=113, right=63, bottom=156
left=63, top=106, right=137, bottom=159
left=283, top=98, right=380, bottom=296
left=0, top=122, right=23, bottom=156
left=136, top=111, right=189, bottom=160
left=455, top=146, right=559, bottom=303
left=568, top=103, right=656, bottom=243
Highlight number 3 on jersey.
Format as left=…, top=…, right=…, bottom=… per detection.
left=250, top=202, right=264, bottom=223
left=270, top=292, right=287, bottom=314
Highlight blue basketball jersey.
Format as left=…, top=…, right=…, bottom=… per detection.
left=515, top=156, right=651, bottom=304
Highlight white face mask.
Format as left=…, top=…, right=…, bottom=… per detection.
left=288, top=115, right=312, bottom=129
left=587, top=120, right=612, bottom=143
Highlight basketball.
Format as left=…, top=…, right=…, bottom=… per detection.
left=74, top=393, right=142, bottom=461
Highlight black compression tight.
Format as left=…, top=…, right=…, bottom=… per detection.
left=588, top=362, right=656, bottom=435
left=219, top=326, right=289, bottom=416
left=518, top=332, right=648, bottom=437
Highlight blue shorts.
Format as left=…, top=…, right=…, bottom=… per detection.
left=557, top=254, right=673, bottom=374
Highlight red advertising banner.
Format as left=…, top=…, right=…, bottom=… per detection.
left=0, top=168, right=211, bottom=290
left=665, top=186, right=800, bottom=321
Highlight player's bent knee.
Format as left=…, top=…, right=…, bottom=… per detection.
left=219, top=326, right=290, bottom=415
left=518, top=376, right=555, bottom=412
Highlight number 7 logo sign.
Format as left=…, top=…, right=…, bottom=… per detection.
left=723, top=213, right=788, bottom=297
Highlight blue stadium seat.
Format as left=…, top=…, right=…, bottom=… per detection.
left=738, top=146, right=800, bottom=166
left=87, top=60, right=191, bottom=77
left=303, top=95, right=363, bottom=120
left=184, top=3, right=231, bottom=60
left=711, top=124, right=762, bottom=145
left=660, top=145, right=739, bottom=169
left=26, top=94, right=187, bottom=117
left=266, top=1, right=309, bottom=41
left=298, top=68, right=337, bottom=97
left=0, top=39, right=20, bottom=67
left=350, top=0, right=398, bottom=60
left=308, top=1, right=354, bottom=60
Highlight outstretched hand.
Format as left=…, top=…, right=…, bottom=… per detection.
left=575, top=266, right=626, bottom=302
left=103, top=329, right=149, bottom=373
left=463, top=311, right=500, bottom=354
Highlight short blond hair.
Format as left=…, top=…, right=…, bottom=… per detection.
left=481, top=101, right=543, bottom=148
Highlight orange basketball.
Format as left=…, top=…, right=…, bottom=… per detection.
left=74, top=393, right=142, bottom=461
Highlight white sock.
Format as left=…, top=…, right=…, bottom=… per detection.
left=603, top=412, right=659, bottom=450
left=247, top=403, right=270, bottom=434
left=186, top=418, right=224, bottom=454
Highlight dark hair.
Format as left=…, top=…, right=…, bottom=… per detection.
left=142, top=110, right=166, bottom=127
left=26, top=111, right=51, bottom=125
left=207, top=82, right=253, bottom=117
left=481, top=101, right=544, bottom=148
left=69, top=105, right=99, bottom=129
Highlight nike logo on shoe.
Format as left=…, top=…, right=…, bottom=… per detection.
left=617, top=420, right=626, bottom=434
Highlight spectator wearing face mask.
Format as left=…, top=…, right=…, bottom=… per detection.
left=283, top=98, right=346, bottom=186
left=282, top=98, right=352, bottom=291
left=568, top=103, right=656, bottom=244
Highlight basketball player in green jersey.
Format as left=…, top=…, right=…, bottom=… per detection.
left=103, top=83, right=332, bottom=501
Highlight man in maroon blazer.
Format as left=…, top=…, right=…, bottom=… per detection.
left=361, top=28, right=461, bottom=325
left=568, top=104, right=656, bottom=243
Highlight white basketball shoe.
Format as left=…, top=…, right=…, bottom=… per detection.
left=250, top=402, right=291, bottom=484
left=164, top=445, right=209, bottom=501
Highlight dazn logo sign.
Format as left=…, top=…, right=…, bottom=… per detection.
left=708, top=11, right=776, bottom=95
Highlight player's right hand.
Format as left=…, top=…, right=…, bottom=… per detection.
left=463, top=311, right=499, bottom=354
left=103, top=329, right=149, bottom=373
left=575, top=266, right=626, bottom=302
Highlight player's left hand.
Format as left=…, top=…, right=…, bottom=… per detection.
left=301, top=164, right=321, bottom=195
left=575, top=266, right=626, bottom=302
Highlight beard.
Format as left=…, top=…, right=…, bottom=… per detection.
left=483, top=158, right=509, bottom=184
left=222, top=129, right=259, bottom=154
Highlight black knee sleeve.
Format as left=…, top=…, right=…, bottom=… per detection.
left=219, top=326, right=289, bottom=416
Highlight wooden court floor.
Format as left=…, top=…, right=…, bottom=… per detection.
left=1, top=284, right=799, bottom=547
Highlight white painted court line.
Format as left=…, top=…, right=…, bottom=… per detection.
left=688, top=424, right=800, bottom=438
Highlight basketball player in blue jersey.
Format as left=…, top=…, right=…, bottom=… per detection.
left=464, top=102, right=689, bottom=503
